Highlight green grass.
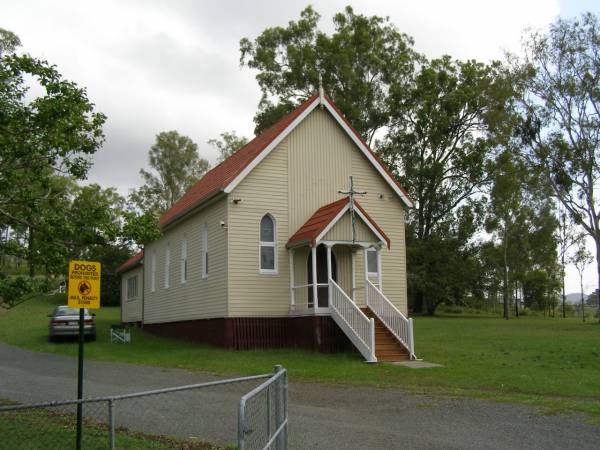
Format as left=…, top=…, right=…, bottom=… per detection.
left=1, top=294, right=600, bottom=418
left=0, top=402, right=223, bottom=449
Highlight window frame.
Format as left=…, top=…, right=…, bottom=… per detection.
left=180, top=233, right=188, bottom=284
left=259, top=213, right=278, bottom=275
left=201, top=224, right=208, bottom=279
left=366, top=247, right=379, bottom=278
left=164, top=243, right=171, bottom=289
left=126, top=275, right=138, bottom=301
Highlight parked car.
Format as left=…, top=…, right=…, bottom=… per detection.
left=48, top=306, right=96, bottom=342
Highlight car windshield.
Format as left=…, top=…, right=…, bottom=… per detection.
left=55, top=307, right=88, bottom=316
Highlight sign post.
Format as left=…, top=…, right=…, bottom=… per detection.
left=68, top=260, right=101, bottom=450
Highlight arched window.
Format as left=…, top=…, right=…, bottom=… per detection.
left=259, top=214, right=277, bottom=273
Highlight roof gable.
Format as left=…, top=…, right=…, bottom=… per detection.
left=287, top=197, right=390, bottom=249
left=116, top=251, right=144, bottom=273
left=159, top=93, right=412, bottom=228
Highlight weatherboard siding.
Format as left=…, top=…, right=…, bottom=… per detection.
left=351, top=148, right=407, bottom=311
left=322, top=210, right=377, bottom=243
left=143, top=197, right=228, bottom=324
left=121, top=266, right=143, bottom=322
left=227, top=107, right=407, bottom=315
left=228, top=139, right=290, bottom=317
left=287, top=107, right=407, bottom=313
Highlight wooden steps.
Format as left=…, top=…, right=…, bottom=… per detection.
left=361, top=307, right=410, bottom=362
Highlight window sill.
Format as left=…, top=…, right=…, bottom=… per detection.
left=259, top=269, right=278, bottom=276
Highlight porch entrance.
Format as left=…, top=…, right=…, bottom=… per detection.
left=307, top=244, right=337, bottom=307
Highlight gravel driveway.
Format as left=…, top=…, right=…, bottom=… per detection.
left=0, top=343, right=597, bottom=449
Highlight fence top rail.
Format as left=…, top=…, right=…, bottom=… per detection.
left=0, top=373, right=272, bottom=412
left=239, top=368, right=286, bottom=407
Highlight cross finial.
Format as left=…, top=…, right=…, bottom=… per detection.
left=338, top=176, right=367, bottom=243
left=318, top=72, right=324, bottom=106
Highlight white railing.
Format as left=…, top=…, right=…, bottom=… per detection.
left=366, top=279, right=416, bottom=359
left=329, top=278, right=376, bottom=363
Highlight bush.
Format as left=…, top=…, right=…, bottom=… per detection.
left=0, top=275, right=54, bottom=308
left=438, top=305, right=464, bottom=314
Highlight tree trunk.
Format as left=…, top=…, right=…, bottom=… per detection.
left=580, top=273, right=586, bottom=323
left=503, top=226, right=509, bottom=320
left=596, top=238, right=600, bottom=323
left=27, top=226, right=35, bottom=278
left=562, top=257, right=566, bottom=318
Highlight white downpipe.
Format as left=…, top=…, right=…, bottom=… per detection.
left=311, top=246, right=318, bottom=310
left=351, top=251, right=356, bottom=301
left=289, top=249, right=295, bottom=310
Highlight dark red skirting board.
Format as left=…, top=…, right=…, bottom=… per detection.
left=142, top=316, right=355, bottom=353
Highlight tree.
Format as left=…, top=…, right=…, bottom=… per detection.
left=240, top=5, right=418, bottom=139
left=569, top=239, right=593, bottom=322
left=378, top=56, right=516, bottom=314
left=0, top=28, right=20, bottom=56
left=129, top=131, right=209, bottom=215
left=485, top=149, right=524, bottom=319
left=515, top=13, right=600, bottom=322
left=557, top=208, right=584, bottom=318
left=208, top=131, right=248, bottom=163
left=0, top=30, right=106, bottom=232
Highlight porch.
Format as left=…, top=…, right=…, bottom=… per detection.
left=286, top=197, right=416, bottom=362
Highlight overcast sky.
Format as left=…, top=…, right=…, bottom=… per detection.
left=4, top=0, right=600, bottom=293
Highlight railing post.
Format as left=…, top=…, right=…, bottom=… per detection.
left=408, top=317, right=415, bottom=359
left=369, top=317, right=376, bottom=362
left=108, top=399, right=115, bottom=450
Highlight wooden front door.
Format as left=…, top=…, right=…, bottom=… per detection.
left=307, top=245, right=337, bottom=308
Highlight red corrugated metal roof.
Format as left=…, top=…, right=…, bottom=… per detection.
left=116, top=250, right=144, bottom=273
left=159, top=94, right=320, bottom=227
left=287, top=197, right=390, bottom=248
left=159, top=92, right=412, bottom=228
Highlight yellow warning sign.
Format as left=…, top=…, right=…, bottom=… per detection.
left=68, top=260, right=101, bottom=309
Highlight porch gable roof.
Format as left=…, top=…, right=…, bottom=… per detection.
left=287, top=197, right=390, bottom=249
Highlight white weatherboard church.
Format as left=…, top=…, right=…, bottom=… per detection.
left=117, top=91, right=416, bottom=362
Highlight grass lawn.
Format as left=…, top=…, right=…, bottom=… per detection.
left=1, top=294, right=599, bottom=418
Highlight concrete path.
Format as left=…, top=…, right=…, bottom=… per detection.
left=0, top=343, right=598, bottom=449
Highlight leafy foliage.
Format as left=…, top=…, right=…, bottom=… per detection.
left=208, top=131, right=249, bottom=163
left=129, top=131, right=209, bottom=215
left=514, top=13, right=600, bottom=317
left=240, top=5, right=418, bottom=140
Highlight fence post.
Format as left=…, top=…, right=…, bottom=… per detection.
left=274, top=365, right=284, bottom=450
left=108, top=399, right=115, bottom=450
left=282, top=368, right=288, bottom=449
left=238, top=397, right=246, bottom=450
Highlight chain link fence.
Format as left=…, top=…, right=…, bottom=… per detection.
left=238, top=365, right=287, bottom=450
left=0, top=367, right=288, bottom=450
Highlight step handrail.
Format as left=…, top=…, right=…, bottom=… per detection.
left=329, top=278, right=377, bottom=363
left=366, top=279, right=416, bottom=359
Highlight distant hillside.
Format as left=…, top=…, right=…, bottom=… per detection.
left=565, top=293, right=586, bottom=304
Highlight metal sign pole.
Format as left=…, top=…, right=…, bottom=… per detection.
left=76, top=307, right=84, bottom=449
